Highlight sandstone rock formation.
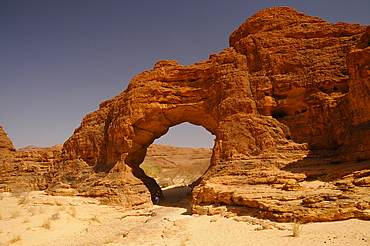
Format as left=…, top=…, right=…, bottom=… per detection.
left=0, top=136, right=207, bottom=195
left=0, top=126, right=64, bottom=192
left=0, top=126, right=16, bottom=153
left=0, top=144, right=62, bottom=192
left=47, top=7, right=369, bottom=222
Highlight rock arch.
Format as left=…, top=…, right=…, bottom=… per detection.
left=123, top=113, right=217, bottom=202
left=49, top=7, right=370, bottom=222
left=53, top=47, right=300, bottom=204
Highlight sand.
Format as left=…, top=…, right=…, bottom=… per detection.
left=0, top=187, right=369, bottom=246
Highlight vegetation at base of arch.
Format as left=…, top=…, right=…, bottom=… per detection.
left=140, top=161, right=163, bottom=179
left=156, top=166, right=204, bottom=188
left=141, top=160, right=209, bottom=188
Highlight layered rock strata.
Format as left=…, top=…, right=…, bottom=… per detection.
left=0, top=144, right=62, bottom=192
left=47, top=7, right=369, bottom=221
left=0, top=135, right=208, bottom=197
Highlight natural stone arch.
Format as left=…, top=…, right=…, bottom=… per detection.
left=48, top=8, right=370, bottom=222
left=123, top=108, right=218, bottom=201
left=53, top=47, right=305, bottom=205
left=56, top=48, right=295, bottom=203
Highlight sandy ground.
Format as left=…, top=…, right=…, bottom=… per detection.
left=0, top=187, right=369, bottom=246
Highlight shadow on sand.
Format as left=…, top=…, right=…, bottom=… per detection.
left=157, top=186, right=193, bottom=215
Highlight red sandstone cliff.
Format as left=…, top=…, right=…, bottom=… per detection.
left=20, top=7, right=370, bottom=222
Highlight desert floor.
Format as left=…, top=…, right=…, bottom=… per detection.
left=0, top=186, right=369, bottom=246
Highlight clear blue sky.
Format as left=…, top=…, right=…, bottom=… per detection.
left=1, top=0, right=369, bottom=149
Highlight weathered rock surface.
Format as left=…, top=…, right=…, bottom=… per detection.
left=0, top=126, right=16, bottom=153
left=0, top=127, right=64, bottom=192
left=45, top=7, right=370, bottom=222
left=0, top=138, right=208, bottom=196
left=0, top=143, right=62, bottom=192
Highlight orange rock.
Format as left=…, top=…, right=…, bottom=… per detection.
left=43, top=7, right=370, bottom=222
left=0, top=142, right=62, bottom=192
left=0, top=126, right=16, bottom=152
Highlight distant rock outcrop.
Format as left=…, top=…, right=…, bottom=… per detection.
left=142, top=144, right=211, bottom=187
left=18, top=144, right=63, bottom=153
left=28, top=7, right=370, bottom=221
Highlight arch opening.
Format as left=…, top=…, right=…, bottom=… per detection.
left=153, top=122, right=215, bottom=149
left=126, top=122, right=215, bottom=204
left=150, top=122, right=214, bottom=187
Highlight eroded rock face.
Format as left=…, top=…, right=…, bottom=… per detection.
left=230, top=7, right=366, bottom=154
left=0, top=126, right=16, bottom=153
left=49, top=7, right=370, bottom=221
left=0, top=127, right=65, bottom=192
left=0, top=144, right=62, bottom=192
